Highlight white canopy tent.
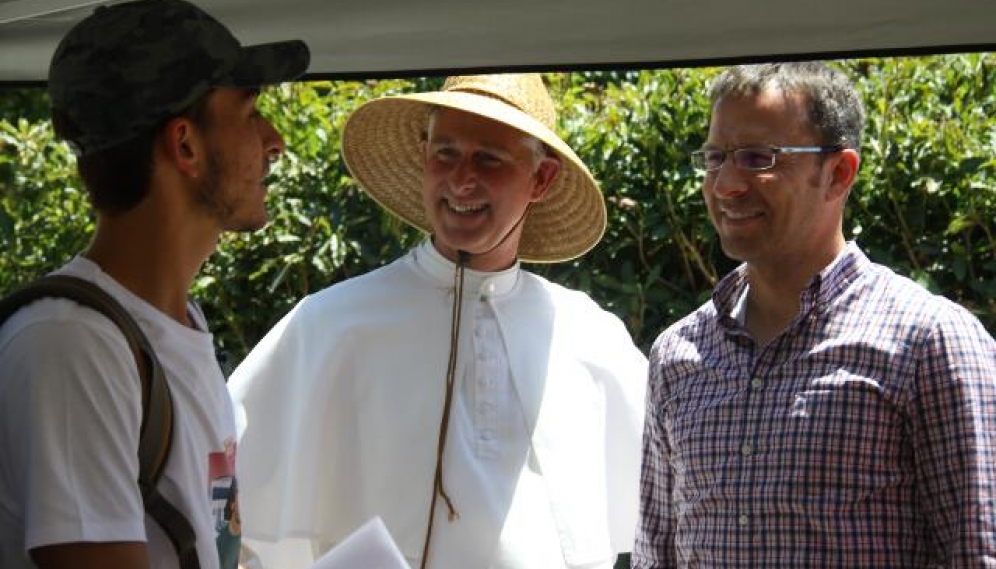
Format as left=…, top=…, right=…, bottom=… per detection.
left=1, top=0, right=994, bottom=84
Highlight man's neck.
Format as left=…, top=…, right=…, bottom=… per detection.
left=85, top=213, right=217, bottom=327
left=742, top=277, right=801, bottom=347
left=742, top=242, right=846, bottom=346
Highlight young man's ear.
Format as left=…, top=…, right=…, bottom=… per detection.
left=160, top=116, right=203, bottom=178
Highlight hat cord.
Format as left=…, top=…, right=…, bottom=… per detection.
left=418, top=204, right=532, bottom=568
left=419, top=249, right=468, bottom=569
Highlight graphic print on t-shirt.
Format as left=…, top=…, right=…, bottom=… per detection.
left=209, top=439, right=240, bottom=569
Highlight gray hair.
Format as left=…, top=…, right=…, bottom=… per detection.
left=425, top=105, right=552, bottom=166
left=709, top=62, right=865, bottom=150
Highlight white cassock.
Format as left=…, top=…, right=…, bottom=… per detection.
left=229, top=241, right=647, bottom=569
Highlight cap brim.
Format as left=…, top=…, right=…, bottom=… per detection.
left=228, top=40, right=310, bottom=86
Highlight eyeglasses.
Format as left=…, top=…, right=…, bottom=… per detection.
left=690, top=145, right=843, bottom=172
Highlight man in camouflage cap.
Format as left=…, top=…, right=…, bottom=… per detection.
left=0, top=1, right=308, bottom=568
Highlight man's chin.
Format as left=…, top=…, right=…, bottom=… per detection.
left=225, top=214, right=270, bottom=233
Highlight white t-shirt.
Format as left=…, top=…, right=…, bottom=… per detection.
left=0, top=257, right=240, bottom=569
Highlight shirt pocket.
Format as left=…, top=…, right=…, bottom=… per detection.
left=775, top=370, right=908, bottom=512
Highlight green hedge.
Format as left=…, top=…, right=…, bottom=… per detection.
left=2, top=55, right=994, bottom=367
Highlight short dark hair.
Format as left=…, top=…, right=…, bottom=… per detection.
left=53, top=93, right=213, bottom=214
left=709, top=62, right=865, bottom=150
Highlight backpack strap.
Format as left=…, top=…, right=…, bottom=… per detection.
left=0, top=274, right=201, bottom=569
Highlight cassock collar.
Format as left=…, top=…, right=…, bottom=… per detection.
left=413, top=239, right=521, bottom=300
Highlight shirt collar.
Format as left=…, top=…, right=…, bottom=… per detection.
left=712, top=242, right=870, bottom=326
left=412, top=239, right=521, bottom=299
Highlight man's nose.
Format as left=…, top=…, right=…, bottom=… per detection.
left=448, top=157, right=477, bottom=193
left=705, top=160, right=750, bottom=199
left=261, top=118, right=286, bottom=159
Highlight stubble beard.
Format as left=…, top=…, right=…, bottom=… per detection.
left=194, top=149, right=267, bottom=232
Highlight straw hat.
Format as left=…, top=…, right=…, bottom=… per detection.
left=341, top=74, right=606, bottom=263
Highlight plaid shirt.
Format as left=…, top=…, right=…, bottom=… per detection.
left=633, top=243, right=996, bottom=568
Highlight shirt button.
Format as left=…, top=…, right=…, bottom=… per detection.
left=741, top=444, right=753, bottom=456
left=751, top=377, right=763, bottom=389
left=481, top=429, right=493, bottom=441
left=738, top=514, right=749, bottom=527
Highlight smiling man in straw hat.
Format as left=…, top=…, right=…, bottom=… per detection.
left=229, top=74, right=648, bottom=568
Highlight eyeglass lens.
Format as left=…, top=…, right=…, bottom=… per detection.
left=695, top=148, right=776, bottom=171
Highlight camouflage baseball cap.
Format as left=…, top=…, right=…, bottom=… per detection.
left=48, top=0, right=310, bottom=157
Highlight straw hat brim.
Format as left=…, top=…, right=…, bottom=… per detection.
left=341, top=91, right=607, bottom=263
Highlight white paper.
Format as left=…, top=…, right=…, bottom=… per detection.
left=308, top=517, right=411, bottom=569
